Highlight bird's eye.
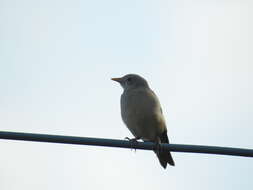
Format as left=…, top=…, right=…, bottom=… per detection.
left=125, top=77, right=133, bottom=85
left=127, top=77, right=132, bottom=82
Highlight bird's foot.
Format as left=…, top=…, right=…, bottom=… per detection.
left=124, top=137, right=140, bottom=152
left=124, top=137, right=140, bottom=141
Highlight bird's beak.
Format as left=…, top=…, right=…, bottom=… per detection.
left=111, top=77, right=122, bottom=83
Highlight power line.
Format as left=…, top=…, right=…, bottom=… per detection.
left=0, top=131, right=252, bottom=157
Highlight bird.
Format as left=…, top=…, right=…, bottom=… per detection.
left=111, top=74, right=175, bottom=169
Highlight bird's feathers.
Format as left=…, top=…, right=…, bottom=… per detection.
left=156, top=131, right=175, bottom=168
left=112, top=74, right=175, bottom=169
left=121, top=87, right=165, bottom=141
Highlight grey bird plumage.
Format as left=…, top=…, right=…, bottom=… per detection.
left=112, top=74, right=175, bottom=169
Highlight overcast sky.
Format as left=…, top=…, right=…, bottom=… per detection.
left=0, top=0, right=252, bottom=189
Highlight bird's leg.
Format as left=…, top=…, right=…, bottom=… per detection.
left=124, top=137, right=141, bottom=152
left=124, top=137, right=140, bottom=141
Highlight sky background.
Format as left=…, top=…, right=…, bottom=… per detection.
left=0, top=0, right=253, bottom=189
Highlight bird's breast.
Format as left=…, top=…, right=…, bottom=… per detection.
left=120, top=88, right=166, bottom=141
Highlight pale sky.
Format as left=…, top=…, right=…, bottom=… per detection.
left=0, top=0, right=253, bottom=189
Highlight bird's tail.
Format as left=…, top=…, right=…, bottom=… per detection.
left=155, top=131, right=175, bottom=169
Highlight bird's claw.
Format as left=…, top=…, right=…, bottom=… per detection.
left=124, top=137, right=139, bottom=152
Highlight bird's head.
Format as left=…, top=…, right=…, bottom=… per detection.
left=111, top=74, right=149, bottom=91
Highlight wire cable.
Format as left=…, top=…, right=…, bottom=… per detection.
left=0, top=131, right=252, bottom=157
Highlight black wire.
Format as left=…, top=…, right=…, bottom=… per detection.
left=0, top=131, right=252, bottom=157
